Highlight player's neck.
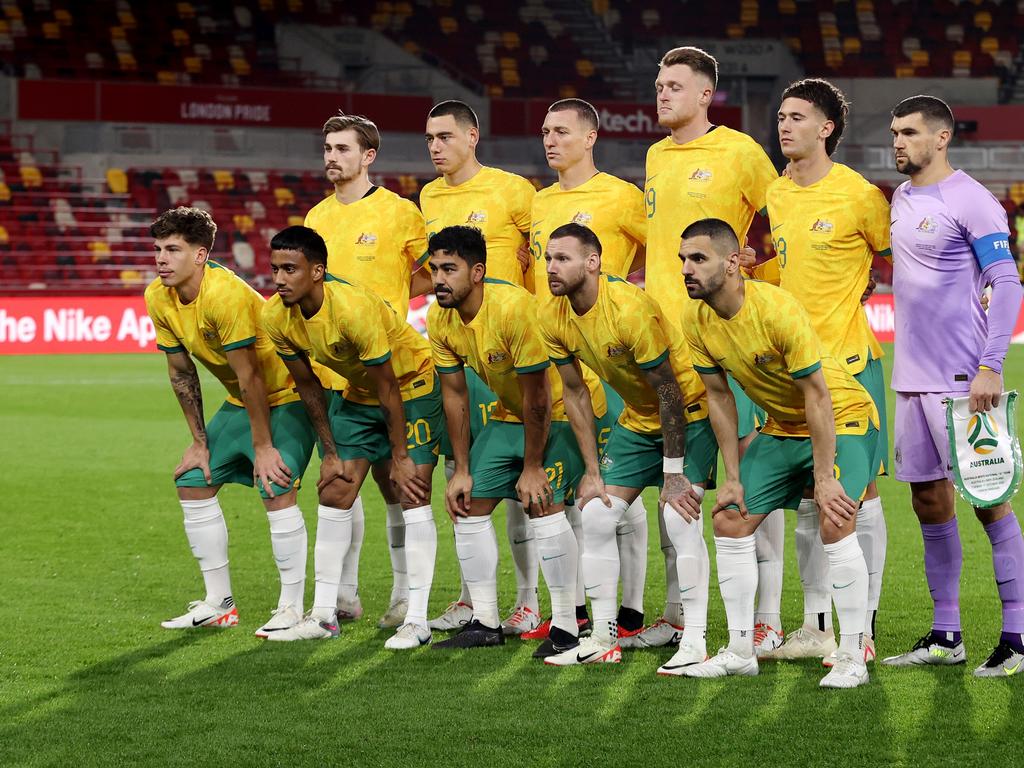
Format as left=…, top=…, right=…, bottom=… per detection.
left=444, top=158, right=483, bottom=187
left=334, top=175, right=372, bottom=205
left=174, top=269, right=205, bottom=304
left=670, top=116, right=713, bottom=145
left=298, top=282, right=325, bottom=320
left=568, top=278, right=599, bottom=316
left=787, top=154, right=833, bottom=187
left=706, top=279, right=745, bottom=320
left=456, top=284, right=485, bottom=324
left=910, top=158, right=955, bottom=188
left=558, top=161, right=599, bottom=191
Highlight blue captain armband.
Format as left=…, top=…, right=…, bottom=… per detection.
left=971, top=232, right=1013, bottom=269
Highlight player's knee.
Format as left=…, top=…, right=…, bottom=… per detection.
left=973, top=501, right=1012, bottom=526
left=910, top=480, right=954, bottom=523
left=177, top=485, right=219, bottom=502
left=319, top=481, right=359, bottom=510
left=712, top=508, right=747, bottom=538
left=819, top=515, right=849, bottom=545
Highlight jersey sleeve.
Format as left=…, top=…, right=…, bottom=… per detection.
left=260, top=302, right=300, bottom=360
left=959, top=187, right=1013, bottom=269
left=538, top=308, right=574, bottom=366
left=680, top=306, right=720, bottom=374
left=426, top=304, right=463, bottom=374
left=741, top=140, right=779, bottom=216
left=400, top=200, right=430, bottom=269
left=620, top=291, right=669, bottom=368
left=207, top=280, right=258, bottom=351
left=618, top=182, right=648, bottom=247
left=510, top=176, right=536, bottom=235
left=504, top=292, right=550, bottom=374
left=348, top=296, right=394, bottom=366
left=772, top=295, right=822, bottom=378
left=859, top=184, right=892, bottom=260
left=145, top=290, right=185, bottom=354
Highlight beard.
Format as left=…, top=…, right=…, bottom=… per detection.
left=548, top=266, right=586, bottom=296
left=434, top=283, right=469, bottom=308
left=684, top=269, right=726, bottom=300
left=896, top=150, right=929, bottom=177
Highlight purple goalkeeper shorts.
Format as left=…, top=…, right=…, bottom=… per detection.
left=894, top=391, right=961, bottom=482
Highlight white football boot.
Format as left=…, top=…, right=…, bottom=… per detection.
left=266, top=613, right=340, bottom=641
left=161, top=598, right=238, bottom=629
left=428, top=600, right=473, bottom=631
left=254, top=604, right=302, bottom=638
left=377, top=598, right=409, bottom=629
left=819, top=652, right=869, bottom=688
left=680, top=648, right=759, bottom=678
left=385, top=622, right=432, bottom=650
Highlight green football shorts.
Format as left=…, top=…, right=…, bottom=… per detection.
left=599, top=418, right=718, bottom=489
left=176, top=399, right=316, bottom=499
left=728, top=374, right=765, bottom=439
left=329, top=377, right=443, bottom=466
left=469, top=420, right=583, bottom=504
left=440, top=367, right=499, bottom=457
left=854, top=356, right=889, bottom=476
left=736, top=426, right=879, bottom=515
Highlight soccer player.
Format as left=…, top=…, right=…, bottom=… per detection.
left=260, top=226, right=441, bottom=649
left=539, top=224, right=717, bottom=670
left=304, top=113, right=429, bottom=628
left=426, top=225, right=582, bottom=653
left=637, top=45, right=778, bottom=648
left=881, top=96, right=1024, bottom=676
left=146, top=207, right=321, bottom=637
left=530, top=98, right=651, bottom=642
left=420, top=100, right=548, bottom=635
left=680, top=218, right=879, bottom=688
left=752, top=79, right=891, bottom=664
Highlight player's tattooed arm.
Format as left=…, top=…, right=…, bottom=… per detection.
left=166, top=350, right=206, bottom=444
left=645, top=358, right=700, bottom=521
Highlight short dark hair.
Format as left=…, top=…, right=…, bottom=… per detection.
left=150, top=207, right=216, bottom=251
left=428, top=225, right=486, bottom=267
left=548, top=222, right=603, bottom=257
left=782, top=78, right=849, bottom=156
left=428, top=100, right=480, bottom=130
left=659, top=46, right=718, bottom=90
left=548, top=98, right=600, bottom=132
left=322, top=113, right=380, bottom=152
left=892, top=95, right=955, bottom=133
left=681, top=218, right=739, bottom=255
left=270, top=225, right=328, bottom=266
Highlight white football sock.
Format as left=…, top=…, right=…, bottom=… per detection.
left=180, top=496, right=232, bottom=605
left=506, top=499, right=539, bottom=612
left=445, top=460, right=472, bottom=605
left=402, top=505, right=437, bottom=629
left=663, top=490, right=708, bottom=648
left=715, top=534, right=757, bottom=658
left=582, top=496, right=630, bottom=645
left=455, top=515, right=500, bottom=628
left=754, top=509, right=785, bottom=629
left=266, top=504, right=307, bottom=611
left=312, top=504, right=353, bottom=619
left=616, top=497, right=649, bottom=614
left=565, top=502, right=587, bottom=609
left=337, top=495, right=364, bottom=603
left=796, top=498, right=832, bottom=630
left=531, top=512, right=579, bottom=637
left=823, top=532, right=869, bottom=656
left=856, top=496, right=887, bottom=637
left=657, top=502, right=682, bottom=625
left=385, top=502, right=409, bottom=604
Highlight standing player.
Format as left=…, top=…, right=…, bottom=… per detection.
left=539, top=224, right=716, bottom=670
left=752, top=79, right=891, bottom=664
left=146, top=207, right=318, bottom=638
left=304, top=113, right=430, bottom=629
left=427, top=225, right=582, bottom=654
left=881, top=96, right=1024, bottom=676
left=420, top=101, right=549, bottom=635
left=679, top=219, right=879, bottom=688
left=637, top=45, right=778, bottom=647
left=530, top=98, right=651, bottom=642
left=260, top=226, right=442, bottom=649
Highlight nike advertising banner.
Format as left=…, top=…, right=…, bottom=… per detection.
left=946, top=391, right=1023, bottom=508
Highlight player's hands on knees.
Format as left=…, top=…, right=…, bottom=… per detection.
left=813, top=477, right=857, bottom=528
left=969, top=369, right=1002, bottom=413
left=711, top=480, right=748, bottom=518
left=391, top=454, right=429, bottom=505
left=576, top=470, right=610, bottom=510
left=175, top=441, right=212, bottom=485
left=317, top=453, right=354, bottom=494
left=662, top=472, right=701, bottom=523
left=253, top=445, right=292, bottom=498
left=517, top=465, right=553, bottom=514
left=445, top=470, right=473, bottom=521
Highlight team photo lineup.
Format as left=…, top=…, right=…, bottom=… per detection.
left=144, top=43, right=1024, bottom=692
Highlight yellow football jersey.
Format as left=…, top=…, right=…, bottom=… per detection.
left=682, top=281, right=877, bottom=438
left=644, top=126, right=777, bottom=328
left=530, top=172, right=646, bottom=298
left=540, top=275, right=707, bottom=435
left=304, top=186, right=427, bottom=318
left=764, top=163, right=892, bottom=372
left=419, top=166, right=534, bottom=288
left=146, top=261, right=301, bottom=407
left=261, top=275, right=434, bottom=406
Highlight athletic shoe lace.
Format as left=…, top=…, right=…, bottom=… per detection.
left=981, top=641, right=1015, bottom=668
left=910, top=633, right=935, bottom=652
left=507, top=606, right=531, bottom=626
left=753, top=623, right=772, bottom=644
left=831, top=654, right=864, bottom=677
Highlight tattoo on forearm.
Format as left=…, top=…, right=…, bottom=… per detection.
left=654, top=370, right=686, bottom=458
left=303, top=385, right=334, bottom=452
left=171, top=367, right=206, bottom=439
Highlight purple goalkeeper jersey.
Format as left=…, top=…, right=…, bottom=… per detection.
left=891, top=169, right=1012, bottom=393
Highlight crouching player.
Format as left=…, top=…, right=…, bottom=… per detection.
left=539, top=223, right=716, bottom=669
left=261, top=226, right=441, bottom=649
left=680, top=218, right=879, bottom=688
left=146, top=207, right=323, bottom=637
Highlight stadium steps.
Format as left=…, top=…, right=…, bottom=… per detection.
left=545, top=0, right=638, bottom=99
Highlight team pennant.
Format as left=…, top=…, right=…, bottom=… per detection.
left=945, top=391, right=1022, bottom=508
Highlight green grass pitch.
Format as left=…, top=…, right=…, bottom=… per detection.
left=2, top=345, right=1023, bottom=767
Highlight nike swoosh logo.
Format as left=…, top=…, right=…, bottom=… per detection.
left=679, top=585, right=696, bottom=593
left=584, top=584, right=600, bottom=591
left=577, top=650, right=601, bottom=663
left=541, top=553, right=566, bottom=561
left=718, top=576, right=734, bottom=585
left=996, top=578, right=1014, bottom=586
left=192, top=616, right=214, bottom=626
left=425, top=218, right=438, bottom=226
left=832, top=581, right=855, bottom=590
left=645, top=175, right=658, bottom=184
left=533, top=220, right=543, bottom=226
left=458, top=555, right=474, bottom=561
left=771, top=224, right=783, bottom=232
left=1006, top=660, right=1022, bottom=675
left=755, top=558, right=769, bottom=563
left=512, top=538, right=531, bottom=545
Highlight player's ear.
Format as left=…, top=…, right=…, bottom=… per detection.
left=584, top=129, right=598, bottom=150
left=312, top=261, right=325, bottom=280
left=935, top=127, right=952, bottom=152
left=467, top=126, right=480, bottom=149
left=194, top=246, right=209, bottom=266
left=471, top=261, right=485, bottom=284
left=362, top=147, right=377, bottom=168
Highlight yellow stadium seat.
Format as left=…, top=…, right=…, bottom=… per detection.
left=157, top=71, right=178, bottom=85
left=172, top=29, right=190, bottom=47
left=821, top=23, right=839, bottom=39
left=177, top=2, right=196, bottom=20
left=558, top=84, right=577, bottom=99
left=953, top=50, right=972, bottom=67
left=20, top=166, right=42, bottom=188
left=184, top=56, right=202, bottom=74
left=895, top=64, right=916, bottom=78
left=120, top=269, right=144, bottom=285
left=843, top=37, right=862, bottom=55
left=117, top=53, right=138, bottom=71
left=486, top=84, right=504, bottom=98
left=592, top=0, right=609, bottom=14
left=394, top=2, right=413, bottom=18
left=1009, top=183, right=1024, bottom=206
left=439, top=16, right=457, bottom=34
left=0, top=225, right=8, bottom=244
left=55, top=9, right=73, bottom=26
left=110, top=26, right=126, bottom=40
left=232, top=214, right=254, bottom=234
left=981, top=37, right=999, bottom=55
left=42, top=22, right=60, bottom=39
left=399, top=174, right=418, bottom=197
left=575, top=59, right=595, bottom=78
left=117, top=11, right=136, bottom=29
left=274, top=188, right=296, bottom=207
left=911, top=50, right=930, bottom=67
left=287, top=215, right=305, bottom=227
left=501, top=68, right=521, bottom=88
left=0, top=182, right=10, bottom=202
left=974, top=11, right=992, bottom=33
left=287, top=0, right=303, bottom=11
left=230, top=57, right=250, bottom=76
left=213, top=170, right=234, bottom=191
left=784, top=37, right=802, bottom=53
left=501, top=32, right=521, bottom=50
left=727, top=23, right=744, bottom=38
left=824, top=49, right=843, bottom=68
left=89, top=241, right=112, bottom=262
left=259, top=0, right=274, bottom=10
left=106, top=168, right=128, bottom=194
left=779, top=0, right=797, bottom=13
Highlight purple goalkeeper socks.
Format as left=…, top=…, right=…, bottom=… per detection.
left=921, top=518, right=962, bottom=633
left=984, top=512, right=1024, bottom=638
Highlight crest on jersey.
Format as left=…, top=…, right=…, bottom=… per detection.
left=606, top=344, right=627, bottom=358
left=355, top=232, right=378, bottom=245
left=487, top=351, right=508, bottom=364
left=916, top=217, right=938, bottom=235
left=466, top=210, right=488, bottom=224
left=753, top=352, right=776, bottom=366
left=688, top=168, right=712, bottom=182
left=571, top=211, right=593, bottom=226
left=810, top=219, right=834, bottom=234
